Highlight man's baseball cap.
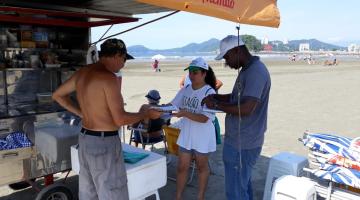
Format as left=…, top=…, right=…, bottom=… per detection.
left=215, top=35, right=245, bottom=60
left=100, top=38, right=134, bottom=59
left=184, top=57, right=209, bottom=72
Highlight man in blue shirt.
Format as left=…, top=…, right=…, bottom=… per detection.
left=203, top=35, right=271, bottom=200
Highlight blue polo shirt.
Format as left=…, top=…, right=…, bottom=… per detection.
left=224, top=56, right=271, bottom=150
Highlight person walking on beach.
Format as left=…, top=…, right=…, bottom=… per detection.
left=53, top=38, right=161, bottom=200
left=171, top=57, right=218, bottom=200
left=202, top=35, right=271, bottom=200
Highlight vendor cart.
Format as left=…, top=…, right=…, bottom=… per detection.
left=0, top=2, right=170, bottom=199
left=0, top=7, right=91, bottom=200
left=0, top=1, right=280, bottom=200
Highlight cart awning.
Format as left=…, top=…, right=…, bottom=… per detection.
left=136, top=0, right=280, bottom=27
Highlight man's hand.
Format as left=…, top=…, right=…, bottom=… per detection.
left=201, top=94, right=217, bottom=109
left=143, top=107, right=162, bottom=119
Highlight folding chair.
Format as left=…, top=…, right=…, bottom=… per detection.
left=129, top=118, right=167, bottom=151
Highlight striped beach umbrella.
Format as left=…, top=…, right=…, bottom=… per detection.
left=308, top=164, right=360, bottom=189
left=302, top=133, right=358, bottom=161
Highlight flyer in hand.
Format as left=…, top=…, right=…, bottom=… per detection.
left=151, top=104, right=179, bottom=113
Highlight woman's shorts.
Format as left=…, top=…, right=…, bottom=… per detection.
left=178, top=146, right=210, bottom=156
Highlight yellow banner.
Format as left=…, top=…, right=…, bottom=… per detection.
left=137, top=0, right=280, bottom=28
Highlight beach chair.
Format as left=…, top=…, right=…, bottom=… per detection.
left=129, top=118, right=166, bottom=151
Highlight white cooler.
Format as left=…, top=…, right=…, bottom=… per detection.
left=71, top=143, right=167, bottom=200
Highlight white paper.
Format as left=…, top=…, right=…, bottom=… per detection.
left=203, top=107, right=223, bottom=113
left=151, top=105, right=179, bottom=112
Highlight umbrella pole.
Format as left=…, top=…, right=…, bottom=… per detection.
left=236, top=25, right=243, bottom=169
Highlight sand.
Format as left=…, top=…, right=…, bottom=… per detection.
left=0, top=58, right=359, bottom=199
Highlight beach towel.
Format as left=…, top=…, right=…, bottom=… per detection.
left=0, top=132, right=32, bottom=150
left=213, top=116, right=221, bottom=145
left=123, top=151, right=149, bottom=164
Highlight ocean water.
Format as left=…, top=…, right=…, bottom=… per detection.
left=130, top=53, right=360, bottom=62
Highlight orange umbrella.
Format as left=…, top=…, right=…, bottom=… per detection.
left=137, top=0, right=280, bottom=28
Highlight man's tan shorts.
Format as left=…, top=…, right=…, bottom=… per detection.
left=78, top=133, right=129, bottom=200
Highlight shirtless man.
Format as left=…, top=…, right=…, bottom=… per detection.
left=52, top=38, right=161, bottom=200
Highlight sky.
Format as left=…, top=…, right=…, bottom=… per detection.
left=91, top=0, right=360, bottom=49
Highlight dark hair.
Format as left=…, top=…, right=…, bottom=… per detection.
left=201, top=66, right=216, bottom=90
left=98, top=49, right=125, bottom=58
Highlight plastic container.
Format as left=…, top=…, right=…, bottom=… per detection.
left=36, top=93, right=53, bottom=103
left=163, top=126, right=180, bottom=155
left=0, top=34, right=7, bottom=48
left=263, top=152, right=309, bottom=200
left=271, top=175, right=317, bottom=200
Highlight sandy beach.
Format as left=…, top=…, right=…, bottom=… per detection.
left=1, top=57, right=359, bottom=200
left=123, top=58, right=360, bottom=156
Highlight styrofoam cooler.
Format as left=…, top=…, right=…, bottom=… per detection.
left=263, top=152, right=309, bottom=200
left=271, top=175, right=316, bottom=200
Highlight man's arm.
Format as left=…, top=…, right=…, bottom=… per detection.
left=103, top=75, right=160, bottom=126
left=202, top=93, right=231, bottom=106
left=216, top=99, right=259, bottom=117
left=213, top=93, right=231, bottom=102
left=52, top=72, right=83, bottom=118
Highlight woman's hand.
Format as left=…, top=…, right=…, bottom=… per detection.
left=172, top=109, right=188, bottom=118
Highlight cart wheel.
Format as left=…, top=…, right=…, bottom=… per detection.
left=9, top=178, right=36, bottom=190
left=36, top=184, right=73, bottom=200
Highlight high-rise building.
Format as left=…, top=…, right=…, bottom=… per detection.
left=299, top=43, right=310, bottom=52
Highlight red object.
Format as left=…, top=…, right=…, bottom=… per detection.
left=328, top=155, right=360, bottom=171
left=0, top=6, right=138, bottom=27
left=44, top=174, right=54, bottom=186
left=263, top=44, right=273, bottom=51
left=152, top=59, right=159, bottom=69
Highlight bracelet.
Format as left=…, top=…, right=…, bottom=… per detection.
left=214, top=102, right=219, bottom=109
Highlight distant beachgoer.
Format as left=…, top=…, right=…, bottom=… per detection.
left=153, top=59, right=160, bottom=72
left=333, top=58, right=338, bottom=65
left=324, top=58, right=338, bottom=66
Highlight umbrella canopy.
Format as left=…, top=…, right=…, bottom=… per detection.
left=151, top=54, right=166, bottom=60
left=137, top=0, right=280, bottom=27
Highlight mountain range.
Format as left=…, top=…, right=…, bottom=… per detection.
left=127, top=38, right=347, bottom=57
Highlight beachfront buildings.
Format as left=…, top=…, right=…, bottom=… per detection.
left=299, top=43, right=310, bottom=52
left=348, top=44, right=360, bottom=53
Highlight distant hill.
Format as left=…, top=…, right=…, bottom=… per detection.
left=127, top=38, right=220, bottom=57
left=128, top=38, right=346, bottom=57
left=270, top=39, right=346, bottom=51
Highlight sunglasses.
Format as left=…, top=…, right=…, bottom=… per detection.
left=189, top=70, right=201, bottom=75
